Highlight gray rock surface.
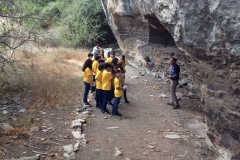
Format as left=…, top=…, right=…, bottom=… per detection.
left=63, top=144, right=74, bottom=154
left=19, top=154, right=40, bottom=160
left=164, top=134, right=181, bottom=139
left=68, top=152, right=76, bottom=160
left=101, top=0, right=240, bottom=159
left=71, top=119, right=83, bottom=129
left=74, top=142, right=80, bottom=151
left=30, top=126, right=39, bottom=132
left=0, top=123, right=13, bottom=131
left=72, top=130, right=82, bottom=139
left=2, top=110, right=8, bottom=114
left=41, top=127, right=55, bottom=133
left=115, top=147, right=123, bottom=157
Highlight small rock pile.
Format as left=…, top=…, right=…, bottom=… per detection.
left=62, top=107, right=91, bottom=159
left=0, top=98, right=26, bottom=120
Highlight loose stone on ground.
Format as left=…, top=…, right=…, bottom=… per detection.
left=115, top=148, right=123, bottom=157
left=0, top=123, right=13, bottom=131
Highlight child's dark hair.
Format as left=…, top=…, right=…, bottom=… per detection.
left=88, top=52, right=93, bottom=57
left=82, top=59, right=92, bottom=72
left=98, top=63, right=105, bottom=71
left=104, top=62, right=112, bottom=69
left=94, top=55, right=100, bottom=61
left=114, top=69, right=121, bottom=74
left=121, top=55, right=125, bottom=61
left=111, top=57, right=119, bottom=66
left=98, top=59, right=105, bottom=64
left=110, top=51, right=115, bottom=56
left=117, top=62, right=125, bottom=73
left=172, top=57, right=177, bottom=62
left=117, top=62, right=123, bottom=68
left=107, top=51, right=111, bottom=58
left=100, top=49, right=104, bottom=57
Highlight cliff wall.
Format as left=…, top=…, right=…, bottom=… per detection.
left=101, top=0, right=240, bottom=159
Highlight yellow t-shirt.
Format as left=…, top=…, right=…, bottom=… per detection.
left=106, top=57, right=113, bottom=63
left=92, top=61, right=99, bottom=75
left=114, top=77, right=123, bottom=98
left=102, top=70, right=113, bottom=90
left=83, top=68, right=93, bottom=83
left=95, top=69, right=102, bottom=89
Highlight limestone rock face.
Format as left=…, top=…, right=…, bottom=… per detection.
left=101, top=0, right=240, bottom=159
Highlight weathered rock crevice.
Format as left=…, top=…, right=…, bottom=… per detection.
left=102, top=0, right=240, bottom=159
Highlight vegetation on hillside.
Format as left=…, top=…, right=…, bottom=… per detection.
left=0, top=0, right=115, bottom=59
left=0, top=0, right=115, bottom=101
left=21, top=0, right=115, bottom=47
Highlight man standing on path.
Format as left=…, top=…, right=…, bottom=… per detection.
left=167, top=57, right=180, bottom=109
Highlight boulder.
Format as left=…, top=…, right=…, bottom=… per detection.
left=102, top=0, right=240, bottom=159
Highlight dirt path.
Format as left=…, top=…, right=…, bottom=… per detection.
left=76, top=65, right=214, bottom=160
left=0, top=61, right=214, bottom=160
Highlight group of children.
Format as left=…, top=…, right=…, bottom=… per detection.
left=82, top=49, right=129, bottom=116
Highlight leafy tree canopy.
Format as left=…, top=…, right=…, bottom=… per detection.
left=21, top=0, right=115, bottom=47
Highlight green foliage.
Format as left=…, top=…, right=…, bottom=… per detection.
left=0, top=0, right=115, bottom=85
left=0, top=1, right=17, bottom=14
left=54, top=0, right=111, bottom=47
left=21, top=0, right=115, bottom=47
left=20, top=0, right=56, bottom=29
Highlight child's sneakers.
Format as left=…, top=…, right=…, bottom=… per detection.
left=84, top=102, right=91, bottom=107
left=112, top=112, right=122, bottom=117
left=101, top=109, right=110, bottom=114
left=107, top=102, right=113, bottom=106
left=173, top=104, right=180, bottom=109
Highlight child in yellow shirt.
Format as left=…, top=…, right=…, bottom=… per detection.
left=117, top=62, right=129, bottom=103
left=88, top=52, right=93, bottom=60
left=101, top=63, right=113, bottom=114
left=112, top=70, right=125, bottom=116
left=106, top=51, right=115, bottom=63
left=82, top=59, right=93, bottom=106
left=91, top=55, right=100, bottom=93
left=95, top=63, right=105, bottom=109
left=108, top=57, right=119, bottom=106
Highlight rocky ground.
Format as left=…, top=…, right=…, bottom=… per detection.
left=0, top=64, right=215, bottom=160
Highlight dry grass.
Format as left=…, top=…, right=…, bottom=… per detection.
left=3, top=44, right=88, bottom=106
left=0, top=44, right=89, bottom=152
left=0, top=43, right=90, bottom=137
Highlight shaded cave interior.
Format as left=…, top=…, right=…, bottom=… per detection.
left=141, top=14, right=192, bottom=88
left=141, top=14, right=180, bottom=65
left=145, top=14, right=176, bottom=47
